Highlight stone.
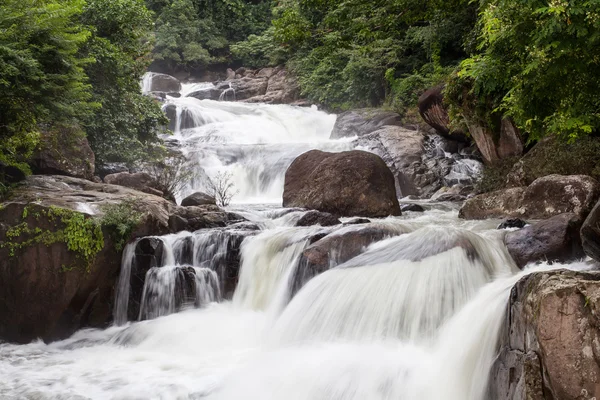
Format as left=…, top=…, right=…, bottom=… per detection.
left=581, top=199, right=600, bottom=263
left=104, top=172, right=165, bottom=198
left=146, top=73, right=181, bottom=94
left=488, top=270, right=600, bottom=400
left=460, top=175, right=600, bottom=220
left=0, top=175, right=240, bottom=343
left=283, top=150, right=401, bottom=218
left=505, top=213, right=585, bottom=268
left=465, top=117, right=524, bottom=164
left=0, top=161, right=26, bottom=183
left=31, top=128, right=95, bottom=180
left=330, top=109, right=403, bottom=139
left=291, top=225, right=404, bottom=296
left=418, top=85, right=469, bottom=142
left=181, top=192, right=216, bottom=207
left=401, top=203, right=425, bottom=212
left=345, top=218, right=371, bottom=224
left=295, top=211, right=341, bottom=227
left=497, top=218, right=527, bottom=230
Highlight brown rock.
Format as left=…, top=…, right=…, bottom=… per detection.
left=181, top=192, right=216, bottom=207
left=0, top=175, right=239, bottom=343
left=581, top=199, right=600, bottom=263
left=295, top=211, right=341, bottom=227
left=104, top=172, right=165, bottom=198
left=283, top=150, right=401, bottom=218
left=146, top=72, right=181, bottom=94
left=505, top=213, right=585, bottom=268
left=31, top=127, right=95, bottom=180
left=460, top=175, right=600, bottom=220
left=418, top=85, right=469, bottom=142
left=330, top=109, right=403, bottom=139
left=489, top=270, right=600, bottom=400
left=465, top=117, right=523, bottom=164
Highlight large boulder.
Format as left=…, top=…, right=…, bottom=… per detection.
left=292, top=224, right=404, bottom=295
left=163, top=103, right=203, bottom=131
left=355, top=126, right=482, bottom=198
left=31, top=128, right=95, bottom=180
left=0, top=175, right=238, bottom=343
left=581, top=199, right=600, bottom=263
left=460, top=175, right=600, bottom=220
left=104, top=172, right=164, bottom=198
left=283, top=150, right=401, bottom=218
left=489, top=270, right=600, bottom=400
left=505, top=213, right=585, bottom=268
left=330, top=109, right=403, bottom=139
left=417, top=85, right=469, bottom=142
left=295, top=211, right=341, bottom=227
left=181, top=192, right=216, bottom=207
left=244, top=68, right=302, bottom=104
left=144, top=72, right=181, bottom=94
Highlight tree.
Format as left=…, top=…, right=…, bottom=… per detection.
left=453, top=0, right=600, bottom=142
left=206, top=171, right=238, bottom=206
left=80, top=0, right=168, bottom=167
left=0, top=0, right=94, bottom=176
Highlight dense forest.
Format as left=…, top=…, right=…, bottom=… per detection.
left=1, top=0, right=599, bottom=187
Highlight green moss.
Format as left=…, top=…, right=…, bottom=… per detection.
left=99, top=199, right=144, bottom=251
left=476, top=157, right=520, bottom=193
left=0, top=205, right=104, bottom=271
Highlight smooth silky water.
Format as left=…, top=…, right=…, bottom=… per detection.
left=0, top=88, right=590, bottom=399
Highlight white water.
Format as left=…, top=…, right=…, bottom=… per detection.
left=162, top=84, right=353, bottom=203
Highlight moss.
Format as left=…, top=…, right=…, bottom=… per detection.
left=99, top=199, right=144, bottom=251
left=476, top=157, right=520, bottom=193
left=0, top=205, right=104, bottom=271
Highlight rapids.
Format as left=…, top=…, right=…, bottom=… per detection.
left=0, top=88, right=589, bottom=400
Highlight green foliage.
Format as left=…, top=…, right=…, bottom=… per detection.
left=0, top=0, right=95, bottom=176
left=272, top=0, right=477, bottom=111
left=0, top=205, right=104, bottom=270
left=80, top=0, right=168, bottom=167
left=100, top=199, right=144, bottom=251
left=476, top=157, right=519, bottom=193
left=231, top=28, right=289, bottom=68
left=456, top=0, right=600, bottom=142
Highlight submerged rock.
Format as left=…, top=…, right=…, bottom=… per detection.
left=401, top=203, right=425, bottom=212
left=489, top=270, right=600, bottom=400
left=295, top=211, right=341, bottom=227
left=283, top=150, right=401, bottom=218
left=505, top=213, right=585, bottom=268
left=460, top=174, right=600, bottom=220
left=582, top=199, right=600, bottom=263
left=497, top=218, right=527, bottom=230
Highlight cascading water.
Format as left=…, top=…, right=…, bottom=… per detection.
left=0, top=82, right=590, bottom=399
left=162, top=84, right=353, bottom=203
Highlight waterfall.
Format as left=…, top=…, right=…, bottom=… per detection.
left=113, top=241, right=138, bottom=326
left=162, top=85, right=352, bottom=203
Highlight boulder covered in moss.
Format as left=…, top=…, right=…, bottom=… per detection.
left=0, top=175, right=238, bottom=343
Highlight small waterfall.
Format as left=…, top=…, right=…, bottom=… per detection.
left=218, top=82, right=236, bottom=101
left=140, top=72, right=157, bottom=94
left=113, top=241, right=138, bottom=326
left=139, top=266, right=220, bottom=320
left=271, top=227, right=516, bottom=344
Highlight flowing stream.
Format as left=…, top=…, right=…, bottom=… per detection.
left=0, top=85, right=589, bottom=399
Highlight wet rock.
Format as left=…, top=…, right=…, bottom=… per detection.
left=418, top=85, right=469, bottom=142
left=283, top=150, right=401, bottom=218
left=104, top=172, right=165, bottom=199
left=345, top=218, right=372, bottom=224
left=330, top=109, right=403, bottom=139
left=292, top=225, right=404, bottom=296
left=295, top=211, right=341, bottom=227
left=401, top=204, right=425, bottom=212
left=460, top=175, right=600, bottom=220
left=126, top=238, right=165, bottom=321
left=187, top=88, right=222, bottom=101
left=505, top=213, right=584, bottom=268
left=581, top=199, right=600, bottom=263
left=497, top=218, right=527, bottom=230
left=31, top=128, right=95, bottom=180
left=146, top=73, right=181, bottom=94
left=0, top=175, right=239, bottom=343
left=488, top=270, right=600, bottom=400
left=181, top=192, right=216, bottom=207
